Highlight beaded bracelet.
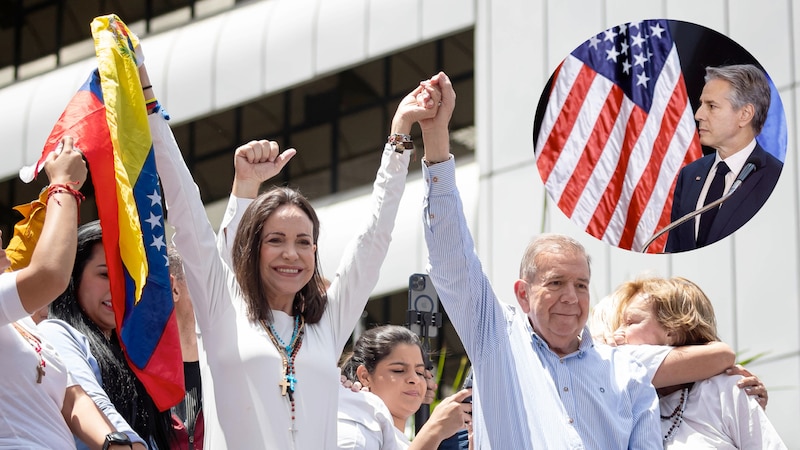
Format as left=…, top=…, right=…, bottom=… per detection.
left=47, top=182, right=85, bottom=207
left=387, top=133, right=414, bottom=153
left=146, top=97, right=160, bottom=114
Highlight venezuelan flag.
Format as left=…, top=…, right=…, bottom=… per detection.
left=23, top=15, right=183, bottom=411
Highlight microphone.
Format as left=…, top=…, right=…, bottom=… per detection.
left=641, top=155, right=761, bottom=253
left=726, top=155, right=760, bottom=196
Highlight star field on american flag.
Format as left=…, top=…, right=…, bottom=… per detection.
left=572, top=21, right=671, bottom=114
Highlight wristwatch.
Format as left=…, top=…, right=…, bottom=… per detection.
left=103, top=432, right=132, bottom=450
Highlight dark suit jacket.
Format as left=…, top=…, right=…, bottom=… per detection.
left=665, top=144, right=782, bottom=252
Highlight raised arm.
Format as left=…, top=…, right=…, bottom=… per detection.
left=418, top=72, right=501, bottom=358
left=140, top=62, right=232, bottom=330
left=15, top=137, right=86, bottom=314
left=324, top=78, right=440, bottom=351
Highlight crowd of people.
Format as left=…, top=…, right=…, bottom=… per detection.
left=0, top=37, right=787, bottom=450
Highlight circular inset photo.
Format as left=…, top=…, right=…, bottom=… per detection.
left=533, top=19, right=785, bottom=253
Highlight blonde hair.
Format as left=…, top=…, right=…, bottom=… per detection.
left=611, top=276, right=718, bottom=346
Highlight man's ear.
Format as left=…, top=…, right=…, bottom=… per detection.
left=514, top=279, right=532, bottom=314
left=738, top=103, right=755, bottom=128
left=355, top=365, right=370, bottom=386
left=170, top=274, right=180, bottom=301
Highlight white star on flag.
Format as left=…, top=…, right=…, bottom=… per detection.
left=146, top=190, right=162, bottom=207
left=145, top=211, right=163, bottom=230
left=150, top=234, right=166, bottom=252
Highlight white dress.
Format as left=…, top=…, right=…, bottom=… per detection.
left=151, top=113, right=410, bottom=450
left=0, top=272, right=76, bottom=449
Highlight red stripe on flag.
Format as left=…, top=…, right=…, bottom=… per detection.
left=647, top=173, right=680, bottom=253
left=39, top=90, right=109, bottom=177
left=135, top=310, right=185, bottom=407
left=617, top=80, right=689, bottom=249
left=586, top=105, right=648, bottom=239
left=537, top=64, right=598, bottom=184
left=558, top=85, right=625, bottom=217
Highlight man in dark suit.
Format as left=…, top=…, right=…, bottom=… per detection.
left=665, top=64, right=782, bottom=252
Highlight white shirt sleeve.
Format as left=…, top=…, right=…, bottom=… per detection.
left=0, top=271, right=26, bottom=325
left=617, top=344, right=672, bottom=383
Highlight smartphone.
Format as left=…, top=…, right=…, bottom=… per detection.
left=407, top=273, right=440, bottom=338
left=461, top=367, right=473, bottom=404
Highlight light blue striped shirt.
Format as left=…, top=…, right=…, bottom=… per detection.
left=532, top=328, right=661, bottom=449
left=421, top=157, right=660, bottom=449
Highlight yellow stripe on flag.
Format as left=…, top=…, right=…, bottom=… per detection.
left=91, top=15, right=150, bottom=303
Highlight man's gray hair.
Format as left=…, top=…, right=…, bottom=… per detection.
left=167, top=244, right=185, bottom=281
left=705, top=64, right=771, bottom=135
left=519, top=233, right=591, bottom=281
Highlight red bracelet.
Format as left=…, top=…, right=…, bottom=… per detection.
left=47, top=182, right=85, bottom=207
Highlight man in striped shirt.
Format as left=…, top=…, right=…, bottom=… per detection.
left=419, top=72, right=660, bottom=449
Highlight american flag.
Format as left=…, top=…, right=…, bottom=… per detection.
left=535, top=19, right=702, bottom=253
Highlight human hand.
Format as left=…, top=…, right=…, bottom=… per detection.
left=422, top=369, right=438, bottom=405
left=416, top=72, right=454, bottom=164
left=44, top=136, right=87, bottom=189
left=611, top=329, right=627, bottom=346
left=726, top=364, right=768, bottom=409
left=340, top=375, right=368, bottom=393
left=232, top=140, right=296, bottom=198
left=426, top=388, right=473, bottom=438
left=391, top=80, right=442, bottom=135
left=418, top=71, right=455, bottom=135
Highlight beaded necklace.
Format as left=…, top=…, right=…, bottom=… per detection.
left=13, top=322, right=46, bottom=384
left=261, top=314, right=305, bottom=436
left=661, top=387, right=689, bottom=443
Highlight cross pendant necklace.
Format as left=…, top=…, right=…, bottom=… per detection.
left=13, top=322, right=46, bottom=384
left=278, top=376, right=291, bottom=396
left=261, top=315, right=305, bottom=440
